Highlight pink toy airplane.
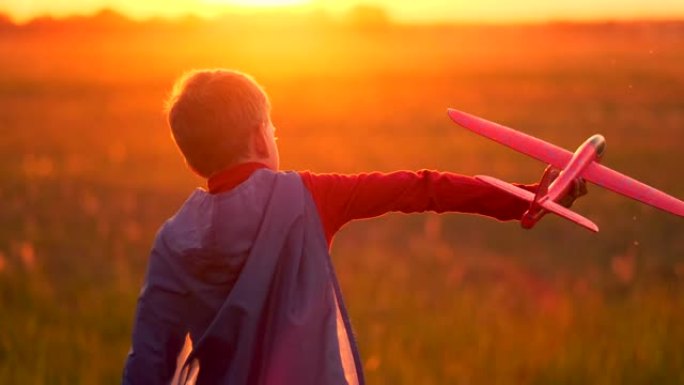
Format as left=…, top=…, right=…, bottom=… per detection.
left=447, top=108, right=684, bottom=232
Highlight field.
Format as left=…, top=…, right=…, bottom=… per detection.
left=1, top=11, right=684, bottom=384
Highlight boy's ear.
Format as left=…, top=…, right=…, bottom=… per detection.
left=252, top=123, right=270, bottom=158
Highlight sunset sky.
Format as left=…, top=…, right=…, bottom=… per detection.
left=3, top=0, right=684, bottom=23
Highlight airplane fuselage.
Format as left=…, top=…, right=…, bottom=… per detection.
left=546, top=134, right=605, bottom=202
left=521, top=134, right=605, bottom=228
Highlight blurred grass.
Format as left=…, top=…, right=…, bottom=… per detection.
left=1, top=15, right=684, bottom=384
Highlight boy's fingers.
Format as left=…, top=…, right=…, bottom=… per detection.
left=577, top=178, right=588, bottom=197
left=571, top=179, right=581, bottom=197
left=562, top=178, right=588, bottom=207
left=545, top=166, right=560, bottom=181
left=555, top=178, right=586, bottom=208
left=572, top=178, right=587, bottom=198
left=541, top=167, right=588, bottom=208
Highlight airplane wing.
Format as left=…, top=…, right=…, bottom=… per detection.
left=537, top=194, right=600, bottom=232
left=447, top=108, right=573, bottom=169
left=476, top=175, right=599, bottom=232
left=584, top=162, right=684, bottom=217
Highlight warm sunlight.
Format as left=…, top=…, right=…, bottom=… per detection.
left=202, top=0, right=311, bottom=8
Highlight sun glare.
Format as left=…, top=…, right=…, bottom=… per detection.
left=202, top=0, right=311, bottom=7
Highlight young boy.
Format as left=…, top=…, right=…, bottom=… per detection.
left=122, top=69, right=585, bottom=385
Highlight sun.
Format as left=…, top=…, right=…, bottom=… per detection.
left=202, top=0, right=312, bottom=7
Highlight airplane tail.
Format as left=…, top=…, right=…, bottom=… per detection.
left=475, top=175, right=599, bottom=232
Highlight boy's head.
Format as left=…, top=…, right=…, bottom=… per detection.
left=166, top=69, right=279, bottom=178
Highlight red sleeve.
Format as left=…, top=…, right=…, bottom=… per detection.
left=298, top=170, right=537, bottom=244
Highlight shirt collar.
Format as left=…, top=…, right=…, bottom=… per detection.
left=207, top=162, right=269, bottom=194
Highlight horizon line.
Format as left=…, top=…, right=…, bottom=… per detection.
left=3, top=6, right=684, bottom=26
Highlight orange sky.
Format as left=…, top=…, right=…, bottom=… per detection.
left=3, top=0, right=684, bottom=23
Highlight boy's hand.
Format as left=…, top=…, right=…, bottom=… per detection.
left=546, top=166, right=588, bottom=208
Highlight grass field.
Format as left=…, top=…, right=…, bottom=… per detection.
left=1, top=12, right=684, bottom=384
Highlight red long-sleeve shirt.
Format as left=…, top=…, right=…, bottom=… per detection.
left=208, top=162, right=533, bottom=244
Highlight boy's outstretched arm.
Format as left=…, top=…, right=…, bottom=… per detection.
left=299, top=170, right=581, bottom=243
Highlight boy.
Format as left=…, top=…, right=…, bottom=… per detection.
left=122, top=69, right=585, bottom=385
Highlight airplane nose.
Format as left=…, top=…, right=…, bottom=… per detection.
left=590, top=134, right=606, bottom=158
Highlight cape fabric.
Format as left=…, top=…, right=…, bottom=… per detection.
left=125, top=169, right=364, bottom=385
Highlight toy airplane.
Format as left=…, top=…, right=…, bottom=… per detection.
left=447, top=108, right=684, bottom=232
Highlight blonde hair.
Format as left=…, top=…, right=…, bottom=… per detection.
left=165, top=69, right=270, bottom=177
